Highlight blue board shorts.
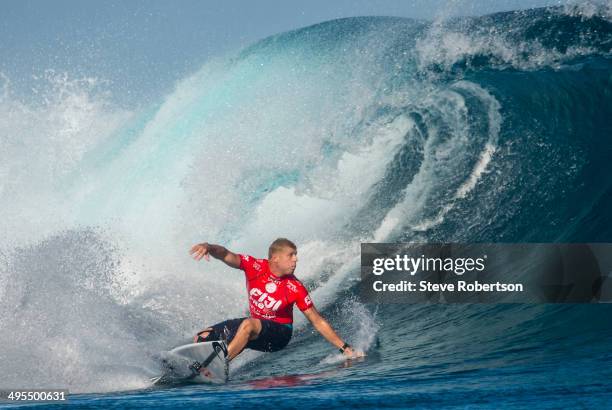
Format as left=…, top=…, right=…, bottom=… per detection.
left=196, top=317, right=293, bottom=352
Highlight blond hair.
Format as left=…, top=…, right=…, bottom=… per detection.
left=268, top=238, right=297, bottom=258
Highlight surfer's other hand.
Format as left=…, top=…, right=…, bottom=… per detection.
left=343, top=346, right=365, bottom=359
left=190, top=242, right=211, bottom=261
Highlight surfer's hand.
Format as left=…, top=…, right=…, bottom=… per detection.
left=190, top=243, right=211, bottom=261
left=342, top=346, right=365, bottom=359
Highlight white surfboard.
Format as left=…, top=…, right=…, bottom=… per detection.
left=152, top=341, right=229, bottom=385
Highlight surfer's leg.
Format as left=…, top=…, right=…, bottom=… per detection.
left=194, top=327, right=214, bottom=343
left=227, top=318, right=262, bottom=361
left=245, top=320, right=293, bottom=352
left=194, top=318, right=245, bottom=343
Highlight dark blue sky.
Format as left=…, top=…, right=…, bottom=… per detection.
left=1, top=0, right=566, bottom=107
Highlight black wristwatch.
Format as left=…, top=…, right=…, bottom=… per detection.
left=339, top=342, right=351, bottom=353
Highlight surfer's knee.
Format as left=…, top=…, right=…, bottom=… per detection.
left=240, top=318, right=261, bottom=339
left=240, top=318, right=255, bottom=332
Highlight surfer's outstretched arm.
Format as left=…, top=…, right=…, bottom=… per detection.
left=190, top=242, right=241, bottom=269
left=302, top=306, right=363, bottom=358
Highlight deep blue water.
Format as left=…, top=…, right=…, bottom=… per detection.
left=1, top=4, right=612, bottom=409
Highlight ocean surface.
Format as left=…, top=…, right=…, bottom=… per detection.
left=1, top=3, right=612, bottom=409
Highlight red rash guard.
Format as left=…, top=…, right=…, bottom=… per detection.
left=239, top=254, right=314, bottom=324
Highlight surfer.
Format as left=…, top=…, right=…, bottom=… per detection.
left=190, top=238, right=363, bottom=361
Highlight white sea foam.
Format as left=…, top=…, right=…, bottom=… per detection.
left=562, top=0, right=612, bottom=20
left=0, top=34, right=396, bottom=391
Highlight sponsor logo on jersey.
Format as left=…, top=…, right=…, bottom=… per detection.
left=304, top=295, right=312, bottom=306
left=253, top=262, right=261, bottom=271
left=243, top=255, right=250, bottom=261
left=265, top=282, right=277, bottom=293
left=249, top=288, right=283, bottom=312
left=286, top=281, right=298, bottom=292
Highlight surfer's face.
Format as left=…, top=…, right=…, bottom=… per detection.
left=271, top=247, right=298, bottom=276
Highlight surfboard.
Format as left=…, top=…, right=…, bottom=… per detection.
left=151, top=341, right=229, bottom=385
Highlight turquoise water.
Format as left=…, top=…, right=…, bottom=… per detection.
left=1, top=4, right=611, bottom=409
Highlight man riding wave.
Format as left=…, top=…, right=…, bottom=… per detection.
left=190, top=238, right=363, bottom=361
